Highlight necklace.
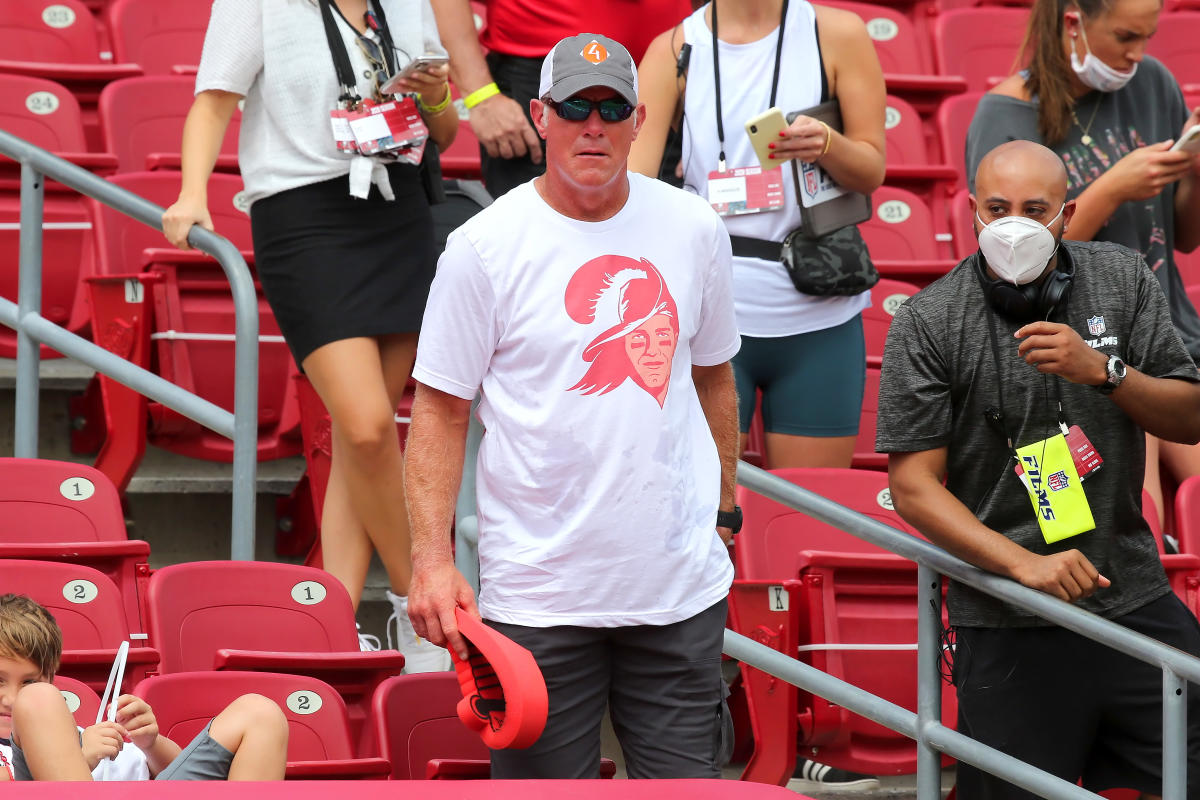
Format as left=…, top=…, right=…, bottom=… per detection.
left=1070, top=94, right=1103, bottom=146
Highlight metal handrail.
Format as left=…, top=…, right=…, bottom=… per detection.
left=734, top=460, right=1197, bottom=799
left=0, top=130, right=259, bottom=560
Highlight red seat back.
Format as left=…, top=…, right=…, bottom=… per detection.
left=821, top=1, right=933, bottom=74
left=935, top=91, right=984, bottom=191
left=884, top=95, right=934, bottom=166
left=99, top=76, right=241, bottom=173
left=55, top=674, right=102, bottom=728
left=934, top=8, right=1030, bottom=90
left=0, top=458, right=127, bottom=543
left=860, top=186, right=942, bottom=261
left=863, top=278, right=920, bottom=366
left=372, top=673, right=488, bottom=779
left=1175, top=475, right=1200, bottom=555
left=146, top=561, right=361, bottom=674
left=0, top=559, right=131, bottom=649
left=949, top=188, right=977, bottom=260
left=0, top=75, right=86, bottom=151
left=0, top=0, right=104, bottom=64
left=1147, top=14, right=1200, bottom=87
left=135, top=671, right=356, bottom=762
left=106, top=0, right=211, bottom=74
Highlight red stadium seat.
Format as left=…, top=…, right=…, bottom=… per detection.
left=860, top=187, right=957, bottom=281
left=1146, top=13, right=1200, bottom=88
left=948, top=188, right=976, bottom=260
left=1177, top=249, right=1200, bottom=287
left=54, top=674, right=102, bottom=729
left=934, top=8, right=1030, bottom=93
left=440, top=116, right=483, bottom=181
left=935, top=91, right=984, bottom=193
left=0, top=559, right=158, bottom=692
left=371, top=673, right=489, bottom=779
left=99, top=75, right=241, bottom=173
left=729, top=468, right=955, bottom=781
left=0, top=74, right=119, bottom=358
left=145, top=560, right=406, bottom=753
left=105, top=0, right=211, bottom=75
left=854, top=366, right=885, bottom=470
left=0, top=457, right=150, bottom=633
left=134, top=671, right=391, bottom=779
left=863, top=278, right=920, bottom=367
left=821, top=1, right=966, bottom=115
left=0, top=0, right=142, bottom=148
left=882, top=95, right=959, bottom=203
left=1174, top=475, right=1200, bottom=555
left=72, top=172, right=300, bottom=489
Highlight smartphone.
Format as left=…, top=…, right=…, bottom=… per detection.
left=744, top=107, right=788, bottom=170
left=379, top=54, right=450, bottom=96
left=1170, top=124, right=1200, bottom=155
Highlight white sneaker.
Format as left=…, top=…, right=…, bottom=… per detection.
left=357, top=623, right=381, bottom=652
left=386, top=590, right=452, bottom=673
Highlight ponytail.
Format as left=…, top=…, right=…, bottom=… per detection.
left=1020, top=0, right=1109, bottom=144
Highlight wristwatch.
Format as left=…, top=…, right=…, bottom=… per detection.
left=716, top=505, right=743, bottom=534
left=1096, top=355, right=1127, bottom=395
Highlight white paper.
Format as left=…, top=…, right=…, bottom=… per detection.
left=708, top=176, right=747, bottom=205
left=349, top=113, right=392, bottom=144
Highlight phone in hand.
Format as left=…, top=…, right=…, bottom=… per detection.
left=379, top=54, right=450, bottom=96
left=744, top=107, right=789, bottom=170
left=1170, top=124, right=1200, bottom=155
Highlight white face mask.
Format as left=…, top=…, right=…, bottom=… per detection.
left=1070, top=22, right=1137, bottom=92
left=976, top=205, right=1065, bottom=285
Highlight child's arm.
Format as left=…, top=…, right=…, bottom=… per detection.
left=113, top=695, right=180, bottom=777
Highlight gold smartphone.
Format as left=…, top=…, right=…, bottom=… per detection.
left=744, top=106, right=788, bottom=170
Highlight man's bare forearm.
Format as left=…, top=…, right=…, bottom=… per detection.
left=405, top=384, right=472, bottom=569
left=429, top=0, right=494, bottom=93
left=694, top=362, right=739, bottom=510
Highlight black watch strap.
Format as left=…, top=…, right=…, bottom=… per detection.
left=716, top=505, right=743, bottom=534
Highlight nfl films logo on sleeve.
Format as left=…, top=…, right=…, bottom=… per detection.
left=1087, top=315, right=1106, bottom=336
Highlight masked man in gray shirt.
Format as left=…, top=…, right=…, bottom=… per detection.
left=878, top=140, right=1200, bottom=798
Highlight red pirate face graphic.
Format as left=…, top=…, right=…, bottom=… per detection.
left=564, top=255, right=680, bottom=408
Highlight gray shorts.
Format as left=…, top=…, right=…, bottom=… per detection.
left=154, top=721, right=234, bottom=781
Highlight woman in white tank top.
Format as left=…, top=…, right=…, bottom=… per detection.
left=631, top=0, right=886, bottom=471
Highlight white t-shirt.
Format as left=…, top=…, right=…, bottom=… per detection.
left=195, top=0, right=446, bottom=206
left=680, top=1, right=869, bottom=338
left=413, top=173, right=740, bottom=627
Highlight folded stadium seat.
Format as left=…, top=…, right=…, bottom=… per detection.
left=104, top=0, right=211, bottom=76
left=0, top=457, right=150, bottom=634
left=934, top=8, right=1030, bottom=93
left=54, top=674, right=102, bottom=728
left=934, top=91, right=984, bottom=196
left=0, top=0, right=142, bottom=149
left=440, top=115, right=483, bottom=181
left=1175, top=476, right=1200, bottom=556
left=70, top=171, right=300, bottom=491
left=853, top=365, right=886, bottom=470
left=1142, top=487, right=1200, bottom=619
left=947, top=189, right=976, bottom=260
left=145, top=560, right=406, bottom=755
left=863, top=278, right=920, bottom=367
left=133, top=671, right=391, bottom=779
left=99, top=75, right=241, bottom=173
left=0, top=74, right=119, bottom=358
left=1146, top=12, right=1200, bottom=88
left=881, top=94, right=959, bottom=206
left=0, top=559, right=158, bottom=692
left=728, top=467, right=956, bottom=783
left=819, top=0, right=967, bottom=117
left=859, top=186, right=958, bottom=282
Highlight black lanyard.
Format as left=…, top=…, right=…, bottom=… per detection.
left=319, top=0, right=399, bottom=106
left=710, top=0, right=789, bottom=171
left=981, top=278, right=1068, bottom=455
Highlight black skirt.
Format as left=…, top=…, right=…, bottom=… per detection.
left=250, top=162, right=435, bottom=366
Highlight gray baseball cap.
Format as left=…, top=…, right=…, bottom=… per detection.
left=538, top=33, right=638, bottom=106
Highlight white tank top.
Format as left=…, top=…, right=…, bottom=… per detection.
left=680, top=1, right=869, bottom=338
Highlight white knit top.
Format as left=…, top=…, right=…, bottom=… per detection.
left=196, top=0, right=446, bottom=206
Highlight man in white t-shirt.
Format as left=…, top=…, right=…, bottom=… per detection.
left=405, top=32, right=741, bottom=779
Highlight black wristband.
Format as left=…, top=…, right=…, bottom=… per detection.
left=716, top=505, right=743, bottom=534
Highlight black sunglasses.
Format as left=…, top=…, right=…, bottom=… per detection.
left=547, top=97, right=635, bottom=123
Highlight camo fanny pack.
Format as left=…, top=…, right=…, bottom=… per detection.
left=729, top=226, right=879, bottom=297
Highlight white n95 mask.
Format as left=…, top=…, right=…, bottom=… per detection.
left=1070, top=23, right=1137, bottom=92
left=976, top=205, right=1065, bottom=285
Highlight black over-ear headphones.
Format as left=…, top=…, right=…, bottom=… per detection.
left=973, top=251, right=1074, bottom=322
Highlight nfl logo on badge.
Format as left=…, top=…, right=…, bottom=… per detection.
left=1047, top=470, right=1069, bottom=492
left=803, top=165, right=818, bottom=198
left=1087, top=315, right=1106, bottom=336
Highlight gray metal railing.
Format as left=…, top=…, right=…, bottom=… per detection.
left=0, top=130, right=259, bottom=560
left=448, top=444, right=1197, bottom=798
left=734, top=461, right=1198, bottom=799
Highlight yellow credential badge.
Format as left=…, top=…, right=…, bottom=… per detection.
left=1014, top=433, right=1096, bottom=544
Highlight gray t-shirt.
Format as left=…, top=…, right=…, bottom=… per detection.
left=876, top=241, right=1198, bottom=627
left=965, top=57, right=1200, bottom=362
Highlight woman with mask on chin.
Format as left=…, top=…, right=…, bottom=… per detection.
left=965, top=0, right=1200, bottom=526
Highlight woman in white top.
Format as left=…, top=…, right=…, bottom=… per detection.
left=631, top=0, right=886, bottom=470
left=162, top=0, right=457, bottom=671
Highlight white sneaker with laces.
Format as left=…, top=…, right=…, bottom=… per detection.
left=386, top=590, right=452, bottom=673
left=357, top=623, right=381, bottom=652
